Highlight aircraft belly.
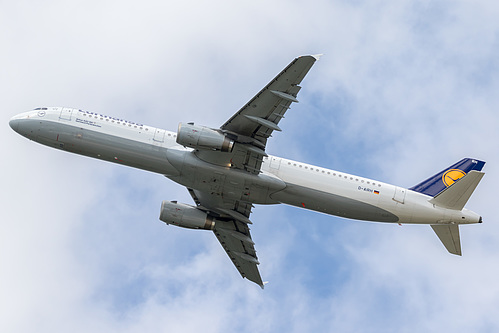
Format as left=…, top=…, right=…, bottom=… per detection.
left=271, top=184, right=399, bottom=222
left=165, top=149, right=285, bottom=204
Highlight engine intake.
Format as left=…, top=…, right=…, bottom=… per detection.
left=177, top=123, right=234, bottom=152
left=159, top=201, right=215, bottom=230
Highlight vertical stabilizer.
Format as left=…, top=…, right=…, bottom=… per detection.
left=410, top=158, right=485, bottom=197
left=431, top=224, right=461, bottom=256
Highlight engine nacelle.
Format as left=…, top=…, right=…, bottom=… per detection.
left=177, top=123, right=234, bottom=152
left=159, top=201, right=215, bottom=230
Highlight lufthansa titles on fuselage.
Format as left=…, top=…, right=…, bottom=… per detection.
left=76, top=109, right=144, bottom=127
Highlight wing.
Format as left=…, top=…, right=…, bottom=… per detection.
left=221, top=54, right=320, bottom=144
left=188, top=189, right=264, bottom=288
left=220, top=55, right=320, bottom=174
left=213, top=208, right=262, bottom=287
left=187, top=56, right=319, bottom=287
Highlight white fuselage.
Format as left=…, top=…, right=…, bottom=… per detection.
left=9, top=107, right=481, bottom=226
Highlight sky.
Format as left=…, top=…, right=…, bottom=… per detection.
left=2, top=0, right=499, bottom=332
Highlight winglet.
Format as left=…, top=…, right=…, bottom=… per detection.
left=311, top=54, right=323, bottom=61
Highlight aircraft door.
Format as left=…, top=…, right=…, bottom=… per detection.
left=393, top=187, right=406, bottom=204
left=153, top=128, right=166, bottom=142
left=269, top=156, right=281, bottom=170
left=59, top=107, right=73, bottom=121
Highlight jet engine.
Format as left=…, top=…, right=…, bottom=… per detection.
left=177, top=123, right=234, bottom=152
left=159, top=201, right=215, bottom=230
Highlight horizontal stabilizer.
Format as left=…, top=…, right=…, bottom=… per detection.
left=431, top=224, right=461, bottom=255
left=429, top=170, right=485, bottom=210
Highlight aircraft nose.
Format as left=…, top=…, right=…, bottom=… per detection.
left=9, top=116, right=20, bottom=133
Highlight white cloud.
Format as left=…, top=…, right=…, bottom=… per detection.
left=2, top=0, right=499, bottom=332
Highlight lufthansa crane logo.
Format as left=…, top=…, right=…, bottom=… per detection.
left=442, top=169, right=466, bottom=187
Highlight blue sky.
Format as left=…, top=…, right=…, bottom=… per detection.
left=2, top=1, right=499, bottom=332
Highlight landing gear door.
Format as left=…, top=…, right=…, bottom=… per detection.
left=59, top=107, right=73, bottom=121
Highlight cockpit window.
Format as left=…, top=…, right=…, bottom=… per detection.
left=34, top=107, right=48, bottom=110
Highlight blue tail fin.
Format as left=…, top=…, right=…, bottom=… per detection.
left=409, top=158, right=485, bottom=197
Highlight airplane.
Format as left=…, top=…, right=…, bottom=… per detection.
left=9, top=55, right=485, bottom=288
